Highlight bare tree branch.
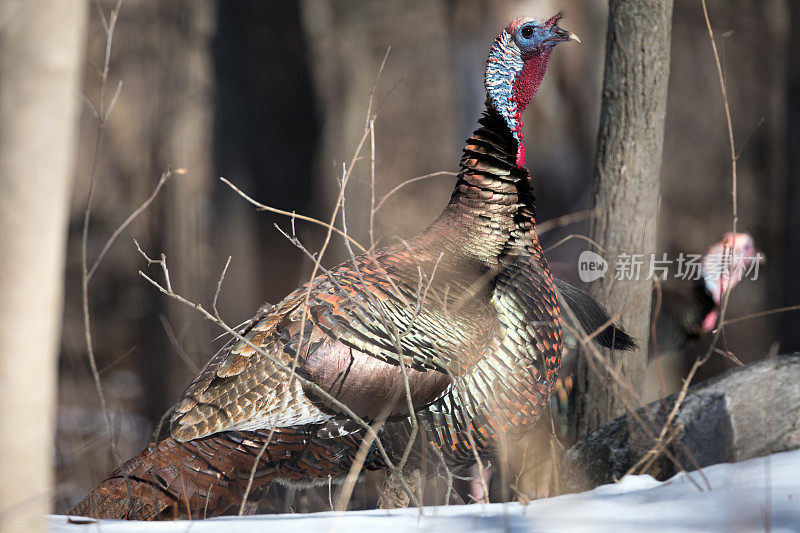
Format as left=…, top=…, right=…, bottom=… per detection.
left=79, top=0, right=138, bottom=517
left=88, top=167, right=183, bottom=281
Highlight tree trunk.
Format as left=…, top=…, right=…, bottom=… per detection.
left=0, top=2, right=87, bottom=531
left=571, top=0, right=674, bottom=440
left=147, top=0, right=217, bottom=420
left=376, top=469, right=422, bottom=509
left=782, top=0, right=800, bottom=353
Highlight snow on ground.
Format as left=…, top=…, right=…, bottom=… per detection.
left=51, top=448, right=800, bottom=532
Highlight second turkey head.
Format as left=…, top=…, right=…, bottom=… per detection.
left=485, top=13, right=579, bottom=168
left=701, top=232, right=760, bottom=331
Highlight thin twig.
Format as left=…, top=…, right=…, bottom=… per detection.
left=219, top=176, right=367, bottom=253
left=135, top=260, right=409, bottom=502
left=236, top=47, right=425, bottom=510
left=238, top=425, right=280, bottom=516
left=339, top=183, right=421, bottom=504
left=559, top=284, right=707, bottom=490
left=334, top=411, right=391, bottom=511
left=734, top=117, right=764, bottom=161
left=212, top=255, right=232, bottom=318
left=158, top=315, right=199, bottom=374
left=92, top=0, right=109, bottom=33
left=536, top=208, right=599, bottom=235
left=369, top=119, right=377, bottom=249
left=543, top=234, right=605, bottom=254
left=274, top=224, right=350, bottom=298
left=88, top=167, right=183, bottom=280
left=134, top=238, right=172, bottom=292
left=98, top=345, right=137, bottom=376
left=702, top=0, right=737, bottom=229
left=430, top=445, right=454, bottom=505
left=373, top=171, right=458, bottom=213
left=106, top=80, right=124, bottom=119
left=80, top=0, right=137, bottom=517
left=720, top=305, right=800, bottom=326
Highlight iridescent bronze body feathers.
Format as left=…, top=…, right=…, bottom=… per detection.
left=69, top=15, right=630, bottom=520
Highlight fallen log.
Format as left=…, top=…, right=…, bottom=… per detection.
left=560, top=354, right=800, bottom=493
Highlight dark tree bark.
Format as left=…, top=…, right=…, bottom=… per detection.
left=571, top=0, right=674, bottom=440
left=213, top=1, right=320, bottom=307
left=782, top=0, right=800, bottom=353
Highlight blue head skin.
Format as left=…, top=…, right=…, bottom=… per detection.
left=485, top=13, right=579, bottom=168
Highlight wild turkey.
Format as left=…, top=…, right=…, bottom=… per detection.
left=557, top=232, right=760, bottom=373
left=69, top=14, right=631, bottom=520
left=648, top=232, right=759, bottom=357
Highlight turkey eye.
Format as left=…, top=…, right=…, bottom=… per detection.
left=521, top=26, right=534, bottom=39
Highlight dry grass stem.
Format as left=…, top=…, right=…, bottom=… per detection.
left=536, top=208, right=599, bottom=235
left=80, top=0, right=138, bottom=517
left=158, top=315, right=199, bottom=374
left=372, top=171, right=458, bottom=213
left=615, top=2, right=744, bottom=485
left=135, top=251, right=414, bottom=506
left=88, top=167, right=183, bottom=280
left=543, top=234, right=605, bottom=254
left=220, top=176, right=367, bottom=253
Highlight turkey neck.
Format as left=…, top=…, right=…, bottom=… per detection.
left=685, top=279, right=717, bottom=336
left=419, top=104, right=536, bottom=268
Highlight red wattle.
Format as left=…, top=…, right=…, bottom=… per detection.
left=702, top=310, right=718, bottom=333
left=516, top=143, right=526, bottom=168
left=514, top=50, right=552, bottom=113
left=510, top=50, right=552, bottom=169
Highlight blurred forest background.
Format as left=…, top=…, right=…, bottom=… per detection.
left=55, top=0, right=796, bottom=513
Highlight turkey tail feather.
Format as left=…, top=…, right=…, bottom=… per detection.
left=555, top=278, right=637, bottom=351
left=68, top=433, right=274, bottom=520
left=68, top=429, right=376, bottom=520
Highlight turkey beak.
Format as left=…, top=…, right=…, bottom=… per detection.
left=547, top=27, right=580, bottom=45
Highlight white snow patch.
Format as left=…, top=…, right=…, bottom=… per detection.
left=51, top=447, right=800, bottom=532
